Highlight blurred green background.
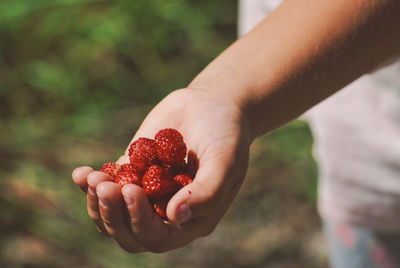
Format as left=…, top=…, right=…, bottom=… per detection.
left=0, top=0, right=327, bottom=267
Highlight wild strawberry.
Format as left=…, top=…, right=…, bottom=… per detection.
left=115, top=170, right=141, bottom=187
left=173, top=173, right=193, bottom=190
left=100, top=162, right=121, bottom=178
left=153, top=199, right=168, bottom=219
left=142, top=165, right=174, bottom=200
left=163, top=160, right=187, bottom=176
left=121, top=163, right=134, bottom=172
left=155, top=128, right=187, bottom=165
left=128, top=138, right=158, bottom=173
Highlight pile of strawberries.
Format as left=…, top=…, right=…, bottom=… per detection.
left=99, top=128, right=193, bottom=219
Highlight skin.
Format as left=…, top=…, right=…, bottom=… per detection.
left=73, top=89, right=251, bottom=252
left=72, top=0, right=400, bottom=253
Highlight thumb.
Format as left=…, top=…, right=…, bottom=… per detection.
left=166, top=157, right=242, bottom=224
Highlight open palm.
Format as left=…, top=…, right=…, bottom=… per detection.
left=72, top=88, right=252, bottom=252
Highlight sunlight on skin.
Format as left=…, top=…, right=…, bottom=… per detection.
left=72, top=89, right=251, bottom=252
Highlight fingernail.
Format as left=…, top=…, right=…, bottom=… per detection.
left=98, top=195, right=111, bottom=208
left=177, top=203, right=191, bottom=224
left=88, top=186, right=96, bottom=195
left=122, top=192, right=134, bottom=206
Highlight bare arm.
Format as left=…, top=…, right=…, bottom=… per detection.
left=72, top=0, right=400, bottom=253
left=190, top=0, right=400, bottom=139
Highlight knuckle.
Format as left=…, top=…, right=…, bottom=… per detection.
left=89, top=202, right=100, bottom=213
left=87, top=195, right=100, bottom=213
left=87, top=208, right=100, bottom=221
left=128, top=216, right=146, bottom=233
left=102, top=217, right=114, bottom=229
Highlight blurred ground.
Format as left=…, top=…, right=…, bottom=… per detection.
left=0, top=1, right=329, bottom=267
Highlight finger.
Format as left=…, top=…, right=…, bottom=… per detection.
left=120, top=146, right=245, bottom=252
left=119, top=209, right=221, bottom=252
left=121, top=184, right=171, bottom=253
left=87, top=171, right=113, bottom=236
left=167, top=149, right=248, bottom=224
left=72, top=166, right=93, bottom=193
left=97, top=181, right=146, bottom=253
left=160, top=182, right=246, bottom=250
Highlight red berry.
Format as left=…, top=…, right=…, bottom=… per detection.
left=115, top=170, right=141, bottom=187
left=121, top=163, right=134, bottom=172
left=100, top=162, right=121, bottom=178
left=142, top=165, right=174, bottom=200
left=153, top=199, right=168, bottom=219
left=128, top=138, right=158, bottom=173
left=173, top=173, right=193, bottom=190
left=155, top=128, right=187, bottom=165
left=163, top=160, right=187, bottom=176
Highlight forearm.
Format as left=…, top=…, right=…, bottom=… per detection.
left=189, top=0, right=400, bottom=140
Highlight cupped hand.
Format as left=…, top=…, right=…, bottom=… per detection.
left=72, top=88, right=252, bottom=253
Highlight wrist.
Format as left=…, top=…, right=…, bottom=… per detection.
left=191, top=54, right=282, bottom=141
left=186, top=81, right=258, bottom=144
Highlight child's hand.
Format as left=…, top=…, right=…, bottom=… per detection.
left=72, top=88, right=252, bottom=253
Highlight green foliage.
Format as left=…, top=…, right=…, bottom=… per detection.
left=0, top=1, right=237, bottom=267
left=0, top=0, right=236, bottom=146
left=262, top=120, right=319, bottom=202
